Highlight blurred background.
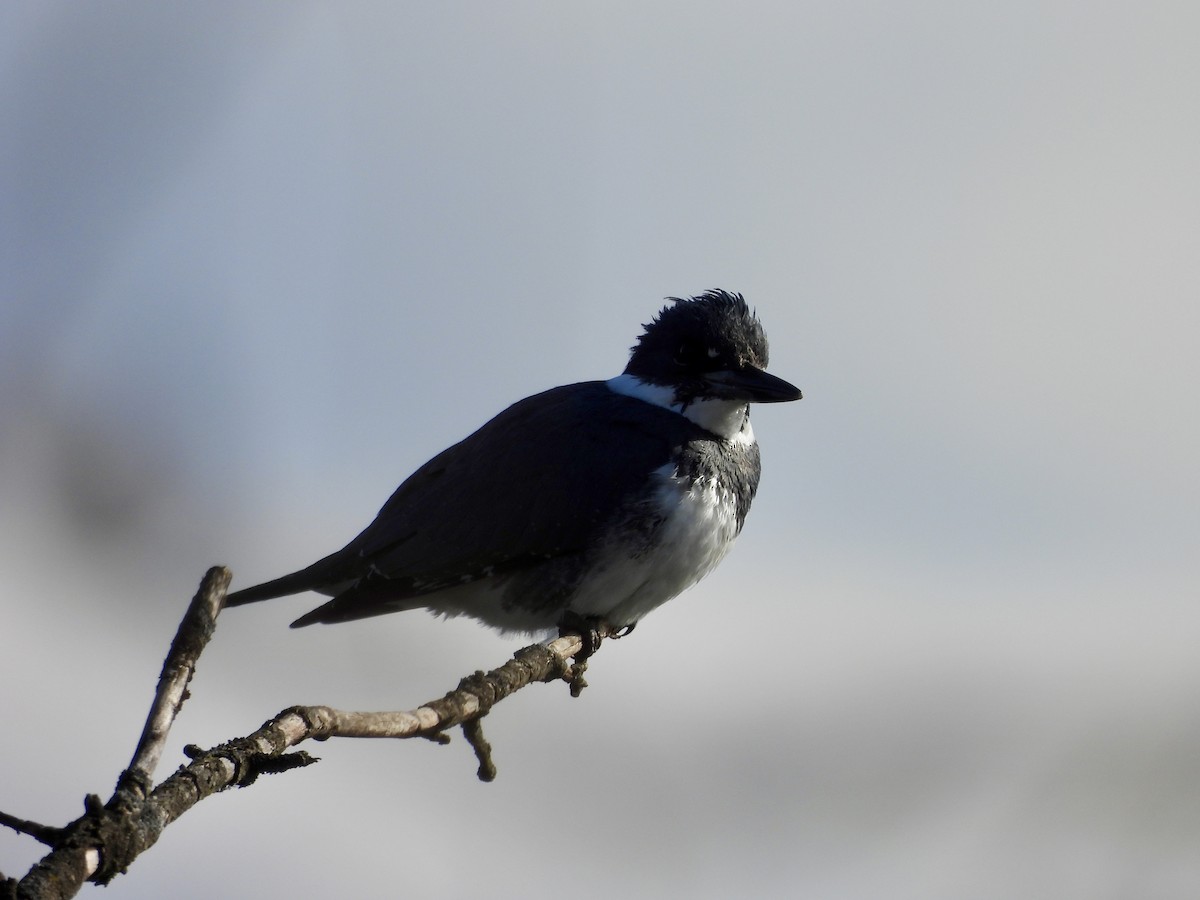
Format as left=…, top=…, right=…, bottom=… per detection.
left=3, top=3, right=1199, bottom=897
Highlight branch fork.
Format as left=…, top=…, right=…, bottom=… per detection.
left=2, top=567, right=612, bottom=898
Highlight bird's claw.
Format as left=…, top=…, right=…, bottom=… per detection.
left=557, top=612, right=607, bottom=660
left=557, top=612, right=623, bottom=696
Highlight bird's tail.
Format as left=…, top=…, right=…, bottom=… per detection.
left=225, top=544, right=356, bottom=608
left=225, top=569, right=323, bottom=607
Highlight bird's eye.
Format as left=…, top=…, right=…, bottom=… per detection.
left=674, top=344, right=723, bottom=368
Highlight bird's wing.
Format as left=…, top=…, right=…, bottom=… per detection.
left=339, top=381, right=698, bottom=595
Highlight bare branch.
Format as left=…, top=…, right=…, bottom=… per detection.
left=0, top=812, right=61, bottom=847
left=15, top=568, right=232, bottom=899
left=462, top=718, right=497, bottom=782
left=125, top=566, right=229, bottom=786
left=9, top=570, right=607, bottom=898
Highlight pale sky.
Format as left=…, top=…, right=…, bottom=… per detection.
left=4, top=4, right=1200, bottom=898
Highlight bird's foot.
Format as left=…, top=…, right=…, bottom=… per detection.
left=557, top=612, right=615, bottom=697
left=557, top=611, right=607, bottom=659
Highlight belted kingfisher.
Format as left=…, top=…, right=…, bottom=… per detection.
left=226, top=290, right=802, bottom=635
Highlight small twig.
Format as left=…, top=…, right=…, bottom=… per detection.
left=0, top=811, right=62, bottom=847
left=123, top=567, right=230, bottom=788
left=462, top=718, right=496, bottom=782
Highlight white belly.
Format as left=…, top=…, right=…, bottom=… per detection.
left=568, top=464, right=742, bottom=627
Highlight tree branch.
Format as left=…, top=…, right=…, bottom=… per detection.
left=123, top=566, right=227, bottom=786
left=7, top=568, right=607, bottom=898
left=0, top=812, right=62, bottom=848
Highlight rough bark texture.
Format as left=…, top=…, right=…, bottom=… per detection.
left=2, top=568, right=605, bottom=899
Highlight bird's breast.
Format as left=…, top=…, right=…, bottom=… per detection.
left=568, top=461, right=746, bottom=627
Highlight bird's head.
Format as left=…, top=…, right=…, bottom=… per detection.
left=624, top=290, right=802, bottom=409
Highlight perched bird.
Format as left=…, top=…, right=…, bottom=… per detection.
left=226, top=290, right=802, bottom=635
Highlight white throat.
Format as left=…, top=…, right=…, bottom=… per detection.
left=606, top=373, right=754, bottom=444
